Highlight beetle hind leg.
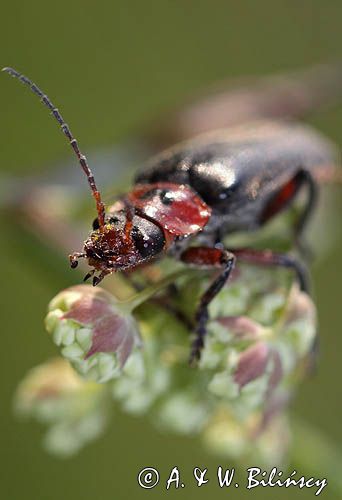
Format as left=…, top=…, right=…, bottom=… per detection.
left=233, top=247, right=309, bottom=292
left=293, top=170, right=318, bottom=259
left=260, top=169, right=318, bottom=259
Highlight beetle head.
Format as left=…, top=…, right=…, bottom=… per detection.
left=70, top=211, right=166, bottom=285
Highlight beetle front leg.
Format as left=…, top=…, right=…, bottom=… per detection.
left=180, top=247, right=236, bottom=364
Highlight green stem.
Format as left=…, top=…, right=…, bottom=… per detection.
left=290, top=416, right=342, bottom=497
left=116, top=268, right=197, bottom=314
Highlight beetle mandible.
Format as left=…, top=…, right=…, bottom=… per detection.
left=3, top=67, right=338, bottom=363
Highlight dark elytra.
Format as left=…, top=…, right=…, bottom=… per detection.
left=136, top=121, right=336, bottom=234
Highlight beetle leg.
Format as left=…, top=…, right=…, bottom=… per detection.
left=69, top=252, right=86, bottom=268
left=180, top=247, right=236, bottom=364
left=93, top=270, right=110, bottom=286
left=260, top=169, right=318, bottom=258
left=293, top=170, right=318, bottom=258
left=123, top=198, right=135, bottom=243
left=121, top=270, right=193, bottom=330
left=152, top=295, right=195, bottom=331
left=232, top=248, right=309, bottom=292
left=83, top=269, right=95, bottom=282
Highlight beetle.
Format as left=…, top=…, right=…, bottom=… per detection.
left=3, top=67, right=338, bottom=363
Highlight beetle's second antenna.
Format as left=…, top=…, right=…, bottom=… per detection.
left=2, top=67, right=106, bottom=229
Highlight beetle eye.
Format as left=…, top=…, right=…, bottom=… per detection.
left=131, top=217, right=165, bottom=259
left=92, top=218, right=100, bottom=230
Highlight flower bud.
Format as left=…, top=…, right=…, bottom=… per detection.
left=203, top=407, right=290, bottom=466
left=14, top=358, right=108, bottom=456
left=156, top=392, right=211, bottom=435
left=45, top=285, right=141, bottom=383
left=15, top=357, right=84, bottom=420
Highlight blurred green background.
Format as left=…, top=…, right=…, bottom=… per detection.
left=1, top=1, right=341, bottom=499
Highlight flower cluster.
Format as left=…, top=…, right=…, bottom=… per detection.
left=15, top=260, right=317, bottom=463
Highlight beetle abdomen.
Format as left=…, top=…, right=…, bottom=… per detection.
left=135, top=120, right=337, bottom=232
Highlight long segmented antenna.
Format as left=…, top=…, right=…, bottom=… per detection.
left=2, top=67, right=106, bottom=229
